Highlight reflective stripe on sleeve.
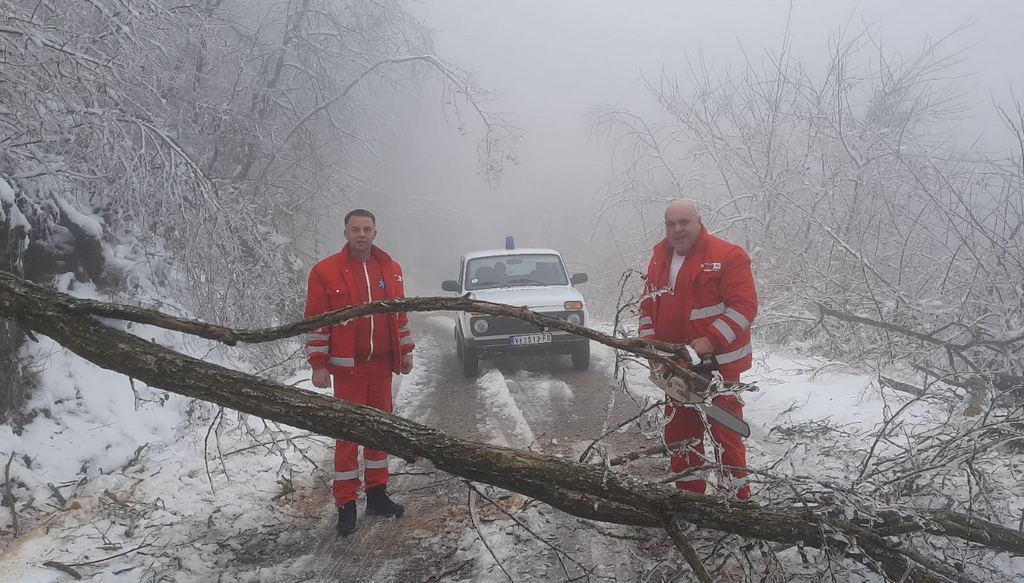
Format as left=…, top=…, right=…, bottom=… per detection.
left=723, top=308, right=750, bottom=330
left=400, top=336, right=414, bottom=346
left=305, top=346, right=328, bottom=356
left=639, top=316, right=654, bottom=327
left=334, top=470, right=360, bottom=481
left=711, top=319, right=737, bottom=344
left=716, top=343, right=752, bottom=364
left=690, top=302, right=725, bottom=320
left=329, top=357, right=355, bottom=367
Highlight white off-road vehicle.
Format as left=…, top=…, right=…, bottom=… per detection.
left=442, top=244, right=591, bottom=377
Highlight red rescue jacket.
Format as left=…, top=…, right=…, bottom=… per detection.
left=304, top=244, right=414, bottom=374
left=639, top=226, right=758, bottom=379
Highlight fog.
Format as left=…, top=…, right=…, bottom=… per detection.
left=5, top=3, right=1024, bottom=576
left=333, top=0, right=1024, bottom=303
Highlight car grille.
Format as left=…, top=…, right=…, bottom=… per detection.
left=471, top=311, right=581, bottom=336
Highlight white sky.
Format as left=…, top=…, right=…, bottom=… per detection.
left=414, top=0, right=1024, bottom=134
left=363, top=0, right=1024, bottom=283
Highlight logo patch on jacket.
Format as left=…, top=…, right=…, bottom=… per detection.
left=701, top=262, right=722, bottom=272
left=378, top=277, right=386, bottom=289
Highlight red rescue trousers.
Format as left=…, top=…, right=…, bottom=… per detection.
left=664, top=374, right=750, bottom=500
left=332, top=358, right=393, bottom=506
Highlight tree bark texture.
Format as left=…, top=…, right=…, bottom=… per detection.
left=1, top=271, right=1021, bottom=582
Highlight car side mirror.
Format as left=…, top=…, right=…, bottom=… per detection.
left=570, top=273, right=588, bottom=285
left=442, top=280, right=461, bottom=292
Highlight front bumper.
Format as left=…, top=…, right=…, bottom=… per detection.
left=465, top=333, right=588, bottom=358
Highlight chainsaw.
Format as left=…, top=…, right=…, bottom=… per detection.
left=649, top=347, right=753, bottom=438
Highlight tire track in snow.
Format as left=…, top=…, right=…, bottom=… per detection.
left=393, top=333, right=441, bottom=424
left=502, top=370, right=576, bottom=440
left=475, top=368, right=537, bottom=448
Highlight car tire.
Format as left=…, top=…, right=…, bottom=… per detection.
left=455, top=327, right=464, bottom=361
left=571, top=342, right=590, bottom=371
left=462, top=348, right=480, bottom=378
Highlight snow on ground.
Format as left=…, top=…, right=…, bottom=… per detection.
left=1, top=334, right=181, bottom=505
left=0, top=279, right=329, bottom=583
left=453, top=340, right=1024, bottom=581
left=2, top=308, right=1022, bottom=582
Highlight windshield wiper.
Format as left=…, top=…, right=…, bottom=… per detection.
left=506, top=278, right=546, bottom=285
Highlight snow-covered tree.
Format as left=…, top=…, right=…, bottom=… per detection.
left=594, top=28, right=1023, bottom=406
left=0, top=0, right=514, bottom=418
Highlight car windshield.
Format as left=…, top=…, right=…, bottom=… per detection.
left=465, top=254, right=569, bottom=290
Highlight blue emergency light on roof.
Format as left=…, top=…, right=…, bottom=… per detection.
left=505, top=235, right=515, bottom=250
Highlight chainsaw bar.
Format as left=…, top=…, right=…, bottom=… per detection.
left=693, top=401, right=751, bottom=438
left=660, top=352, right=754, bottom=438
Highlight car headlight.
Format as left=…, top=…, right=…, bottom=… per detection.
left=566, top=312, right=583, bottom=326
left=472, top=318, right=489, bottom=335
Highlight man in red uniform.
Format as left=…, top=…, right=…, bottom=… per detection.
left=304, top=209, right=415, bottom=536
left=639, top=200, right=758, bottom=500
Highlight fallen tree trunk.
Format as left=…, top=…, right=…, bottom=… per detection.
left=2, top=271, right=1022, bottom=582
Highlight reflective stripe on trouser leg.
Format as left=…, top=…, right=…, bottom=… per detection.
left=364, top=367, right=394, bottom=490
left=364, top=457, right=389, bottom=469
left=664, top=403, right=707, bottom=494
left=333, top=371, right=370, bottom=506
left=333, top=439, right=361, bottom=507
left=675, top=473, right=704, bottom=490
left=364, top=453, right=389, bottom=490
left=707, top=395, right=750, bottom=500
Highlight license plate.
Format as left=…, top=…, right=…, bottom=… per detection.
left=510, top=333, right=552, bottom=345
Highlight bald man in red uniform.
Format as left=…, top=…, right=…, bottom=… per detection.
left=639, top=200, right=758, bottom=500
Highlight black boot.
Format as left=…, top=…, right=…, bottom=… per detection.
left=365, top=486, right=404, bottom=518
left=336, top=501, right=356, bottom=536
